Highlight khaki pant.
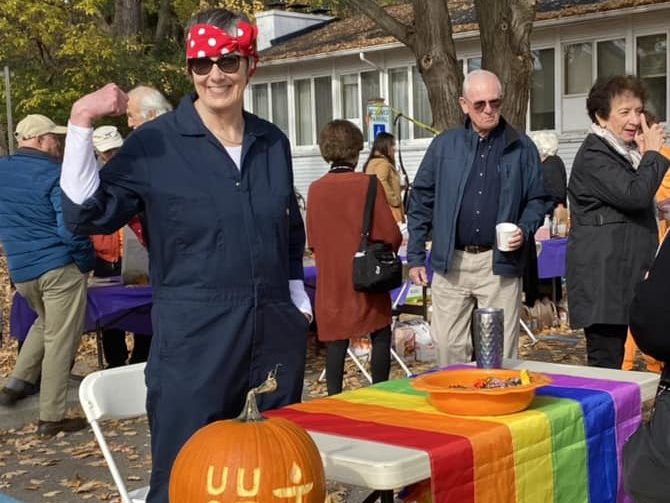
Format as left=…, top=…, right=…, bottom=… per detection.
left=431, top=250, right=521, bottom=366
left=13, top=263, right=87, bottom=421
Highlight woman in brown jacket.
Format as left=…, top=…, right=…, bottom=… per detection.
left=363, top=132, right=405, bottom=223
left=307, top=120, right=402, bottom=395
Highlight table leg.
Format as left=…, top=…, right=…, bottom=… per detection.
left=421, top=285, right=428, bottom=320
left=379, top=490, right=394, bottom=503
left=361, top=490, right=394, bottom=503
left=95, top=327, right=104, bottom=369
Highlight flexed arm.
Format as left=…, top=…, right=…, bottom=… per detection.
left=61, top=83, right=145, bottom=235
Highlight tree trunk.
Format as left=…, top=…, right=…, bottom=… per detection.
left=345, top=0, right=463, bottom=131
left=113, top=0, right=142, bottom=38
left=475, top=0, right=536, bottom=130
left=412, top=0, right=463, bottom=131
left=154, top=0, right=172, bottom=44
left=0, top=124, right=7, bottom=157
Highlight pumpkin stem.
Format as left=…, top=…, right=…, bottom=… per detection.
left=237, top=368, right=279, bottom=422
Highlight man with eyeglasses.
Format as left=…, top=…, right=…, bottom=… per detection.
left=407, top=70, right=548, bottom=366
left=0, top=114, right=94, bottom=436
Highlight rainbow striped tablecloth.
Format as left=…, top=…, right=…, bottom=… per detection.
left=268, top=371, right=641, bottom=503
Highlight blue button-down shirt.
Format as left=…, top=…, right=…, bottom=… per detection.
left=455, top=123, right=505, bottom=248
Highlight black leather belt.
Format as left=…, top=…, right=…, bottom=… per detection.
left=456, top=245, right=492, bottom=254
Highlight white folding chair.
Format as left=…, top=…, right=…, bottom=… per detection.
left=78, top=363, right=149, bottom=503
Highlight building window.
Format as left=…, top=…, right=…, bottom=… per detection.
left=564, top=42, right=593, bottom=95
left=530, top=48, right=555, bottom=130
left=637, top=33, right=667, bottom=121
left=597, top=39, right=626, bottom=79
left=252, top=84, right=269, bottom=121
left=314, top=76, right=333, bottom=140
left=251, top=81, right=288, bottom=136
left=341, top=74, right=359, bottom=120
left=294, top=79, right=313, bottom=146
left=564, top=39, right=627, bottom=96
left=467, top=57, right=481, bottom=73
left=271, top=82, right=289, bottom=136
left=412, top=66, right=433, bottom=138
left=388, top=68, right=409, bottom=139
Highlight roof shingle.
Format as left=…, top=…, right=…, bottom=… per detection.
left=259, top=0, right=669, bottom=63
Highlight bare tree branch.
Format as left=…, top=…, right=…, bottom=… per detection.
left=343, top=0, right=415, bottom=49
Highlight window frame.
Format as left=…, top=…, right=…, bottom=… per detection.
left=527, top=45, right=558, bottom=132
left=247, top=79, right=290, bottom=136
left=562, top=36, right=628, bottom=97
left=634, top=30, right=669, bottom=123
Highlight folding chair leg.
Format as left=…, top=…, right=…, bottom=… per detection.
left=391, top=347, right=412, bottom=377
left=316, top=350, right=373, bottom=384
left=89, top=420, right=133, bottom=503
left=520, top=319, right=539, bottom=345
left=346, top=347, right=373, bottom=383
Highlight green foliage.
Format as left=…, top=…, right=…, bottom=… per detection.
left=0, top=0, right=355, bottom=138
left=0, top=0, right=192, bottom=129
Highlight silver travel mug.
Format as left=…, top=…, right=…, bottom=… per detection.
left=473, top=308, right=504, bottom=369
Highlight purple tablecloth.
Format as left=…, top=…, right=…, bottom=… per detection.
left=10, top=284, right=153, bottom=342
left=303, top=261, right=425, bottom=308
left=537, top=238, right=567, bottom=279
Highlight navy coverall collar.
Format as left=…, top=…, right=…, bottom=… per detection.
left=174, top=93, right=272, bottom=140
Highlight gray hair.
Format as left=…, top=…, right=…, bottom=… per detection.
left=462, top=69, right=503, bottom=98
left=128, top=86, right=173, bottom=121
left=529, top=130, right=559, bottom=158
left=185, top=8, right=251, bottom=40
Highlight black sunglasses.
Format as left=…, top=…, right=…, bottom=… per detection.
left=468, top=98, right=503, bottom=112
left=188, top=55, right=242, bottom=76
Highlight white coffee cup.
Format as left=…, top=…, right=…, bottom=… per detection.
left=496, top=222, right=519, bottom=251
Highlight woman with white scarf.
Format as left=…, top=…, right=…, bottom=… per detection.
left=567, top=75, right=668, bottom=369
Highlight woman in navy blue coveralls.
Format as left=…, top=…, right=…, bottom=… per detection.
left=59, top=9, right=310, bottom=503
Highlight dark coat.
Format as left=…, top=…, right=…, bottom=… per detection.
left=567, top=134, right=670, bottom=328
left=0, top=148, right=94, bottom=282
left=542, top=154, right=567, bottom=209
left=629, top=233, right=670, bottom=363
left=63, top=94, right=308, bottom=503
left=407, top=118, right=548, bottom=277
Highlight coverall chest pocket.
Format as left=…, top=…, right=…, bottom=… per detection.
left=166, top=194, right=223, bottom=255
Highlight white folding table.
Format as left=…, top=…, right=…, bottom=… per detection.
left=307, top=359, right=660, bottom=502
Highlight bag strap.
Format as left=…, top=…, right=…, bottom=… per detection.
left=358, top=176, right=378, bottom=252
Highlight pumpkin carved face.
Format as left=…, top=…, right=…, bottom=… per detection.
left=169, top=372, right=326, bottom=502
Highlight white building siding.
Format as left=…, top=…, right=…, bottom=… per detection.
left=255, top=5, right=670, bottom=199
left=292, top=141, right=433, bottom=201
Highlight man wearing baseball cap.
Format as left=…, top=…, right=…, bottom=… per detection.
left=0, top=113, right=94, bottom=436
left=14, top=114, right=68, bottom=157
left=92, top=125, right=123, bottom=165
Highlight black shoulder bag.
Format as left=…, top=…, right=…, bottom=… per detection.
left=352, top=176, right=403, bottom=293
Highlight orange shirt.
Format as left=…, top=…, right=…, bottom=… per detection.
left=90, top=230, right=123, bottom=263
left=655, top=145, right=670, bottom=237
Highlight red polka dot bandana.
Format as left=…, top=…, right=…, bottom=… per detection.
left=186, top=22, right=259, bottom=75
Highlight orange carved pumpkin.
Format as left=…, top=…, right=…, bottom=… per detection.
left=169, top=371, right=326, bottom=502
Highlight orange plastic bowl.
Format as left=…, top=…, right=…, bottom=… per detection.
left=411, top=368, right=552, bottom=416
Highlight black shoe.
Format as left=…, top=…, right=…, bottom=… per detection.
left=0, top=387, right=29, bottom=406
left=37, top=417, right=88, bottom=437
